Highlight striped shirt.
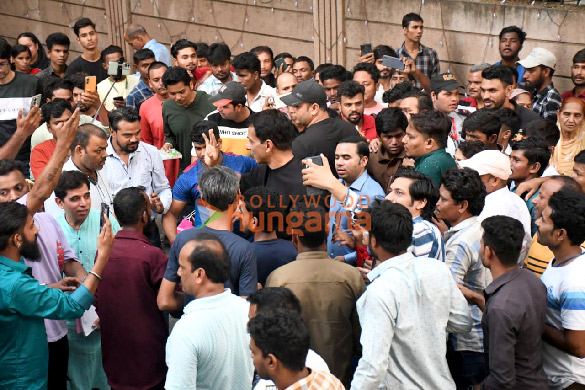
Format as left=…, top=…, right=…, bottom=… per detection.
left=197, top=72, right=237, bottom=97
left=396, top=42, right=440, bottom=90
left=410, top=216, right=445, bottom=262
left=532, top=82, right=562, bottom=121
left=126, top=79, right=154, bottom=112
left=444, top=216, right=492, bottom=353
left=284, top=370, right=344, bottom=390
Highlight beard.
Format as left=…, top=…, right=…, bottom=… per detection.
left=143, top=218, right=157, bottom=239
left=21, top=236, right=41, bottom=261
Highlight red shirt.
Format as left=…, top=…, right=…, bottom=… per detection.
left=140, top=95, right=179, bottom=186
left=30, top=139, right=56, bottom=179
left=359, top=114, right=377, bottom=141
left=561, top=89, right=585, bottom=102
left=96, top=230, right=168, bottom=390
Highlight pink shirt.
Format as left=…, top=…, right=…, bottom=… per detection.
left=364, top=101, right=386, bottom=116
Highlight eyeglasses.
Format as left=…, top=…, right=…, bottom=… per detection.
left=0, top=62, right=10, bottom=68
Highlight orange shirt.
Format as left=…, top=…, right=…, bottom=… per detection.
left=30, top=139, right=56, bottom=179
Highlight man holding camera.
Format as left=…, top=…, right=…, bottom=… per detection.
left=97, top=46, right=139, bottom=112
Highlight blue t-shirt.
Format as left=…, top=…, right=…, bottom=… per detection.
left=164, top=226, right=258, bottom=298
left=172, top=153, right=257, bottom=226
left=252, top=239, right=298, bottom=286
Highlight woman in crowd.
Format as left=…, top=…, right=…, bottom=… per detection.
left=10, top=44, right=41, bottom=75
left=551, top=97, right=585, bottom=175
left=17, top=31, right=49, bottom=70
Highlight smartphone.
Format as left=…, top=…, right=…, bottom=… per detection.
left=360, top=43, right=373, bottom=56
left=100, top=203, right=110, bottom=229
left=112, top=96, right=124, bottom=102
left=31, top=94, right=42, bottom=109
left=274, top=57, right=290, bottom=72
left=382, top=55, right=406, bottom=70
left=304, top=155, right=327, bottom=196
left=85, top=76, right=96, bottom=93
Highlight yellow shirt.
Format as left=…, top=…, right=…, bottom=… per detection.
left=525, top=233, right=585, bottom=277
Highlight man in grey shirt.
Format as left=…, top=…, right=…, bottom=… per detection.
left=459, top=215, right=547, bottom=389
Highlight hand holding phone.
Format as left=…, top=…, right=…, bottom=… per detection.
left=85, top=76, right=97, bottom=93
left=381, top=55, right=406, bottom=70
left=360, top=43, right=373, bottom=56
left=100, top=203, right=110, bottom=229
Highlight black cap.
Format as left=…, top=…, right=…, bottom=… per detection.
left=430, top=73, right=461, bottom=93
left=280, top=80, right=327, bottom=107
left=209, top=81, right=246, bottom=107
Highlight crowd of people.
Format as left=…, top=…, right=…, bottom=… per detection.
left=2, top=10, right=585, bottom=390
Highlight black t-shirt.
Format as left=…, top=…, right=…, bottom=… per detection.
left=65, top=56, right=108, bottom=83
left=513, top=102, right=541, bottom=131
left=292, top=117, right=358, bottom=174
left=252, top=239, right=298, bottom=286
left=0, top=72, right=43, bottom=169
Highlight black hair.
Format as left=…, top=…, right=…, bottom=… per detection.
left=481, top=216, right=524, bottom=266
left=319, top=64, right=349, bottom=83
left=314, top=63, right=332, bottom=77
left=248, top=309, right=309, bottom=372
left=191, top=120, right=220, bottom=144
left=549, top=175, right=583, bottom=193
left=457, top=140, right=485, bottom=159
left=133, top=48, right=155, bottom=65
left=0, top=159, right=26, bottom=177
left=373, top=44, right=397, bottom=60
left=482, top=65, right=515, bottom=88
left=402, top=90, right=434, bottom=112
left=244, top=186, right=286, bottom=234
left=199, top=166, right=240, bottom=211
left=383, top=81, right=416, bottom=104
left=73, top=18, right=96, bottom=37
left=186, top=232, right=231, bottom=283
left=393, top=167, right=439, bottom=221
left=498, top=26, right=527, bottom=45
left=293, top=56, right=314, bottom=71
left=290, top=201, right=327, bottom=249
left=523, top=119, right=560, bottom=148
left=575, top=150, right=585, bottom=165
left=410, top=111, right=451, bottom=149
left=100, top=45, right=123, bottom=64
left=0, top=40, right=11, bottom=60
left=147, top=61, right=168, bottom=75
left=162, top=66, right=191, bottom=87
left=337, top=80, right=364, bottom=100
left=17, top=32, right=49, bottom=68
left=247, top=287, right=302, bottom=315
left=369, top=199, right=413, bottom=254
left=170, top=39, right=197, bottom=59
left=251, top=46, right=274, bottom=61
left=250, top=109, right=295, bottom=151
left=496, top=108, right=521, bottom=140
left=275, top=52, right=294, bottom=62
left=54, top=170, right=90, bottom=200
left=353, top=62, right=380, bottom=84
left=402, top=12, right=423, bottom=28
left=194, top=42, right=209, bottom=59
left=548, top=188, right=585, bottom=246
left=66, top=71, right=89, bottom=90
left=0, top=202, right=29, bottom=251
left=44, top=77, right=74, bottom=101
left=462, top=109, right=501, bottom=141
left=510, top=137, right=551, bottom=176
left=207, top=43, right=231, bottom=65
left=113, top=187, right=149, bottom=226
left=375, top=107, right=408, bottom=137
left=337, top=136, right=369, bottom=159
left=10, top=44, right=30, bottom=61
left=232, top=52, right=261, bottom=75
left=46, top=32, right=70, bottom=50
left=440, top=168, right=486, bottom=216
left=108, top=107, right=140, bottom=132
left=573, top=49, right=585, bottom=65
left=71, top=123, right=108, bottom=153
left=41, top=98, right=73, bottom=124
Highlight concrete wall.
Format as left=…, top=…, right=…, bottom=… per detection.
left=1, top=0, right=582, bottom=93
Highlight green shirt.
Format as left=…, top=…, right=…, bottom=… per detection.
left=162, top=91, right=215, bottom=173
left=0, top=255, right=93, bottom=389
left=414, top=148, right=457, bottom=186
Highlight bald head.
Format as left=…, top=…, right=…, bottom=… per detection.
left=276, top=72, right=298, bottom=96
left=124, top=24, right=151, bottom=50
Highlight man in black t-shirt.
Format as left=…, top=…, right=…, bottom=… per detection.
left=0, top=40, right=43, bottom=174
left=65, top=18, right=108, bottom=82
left=282, top=81, right=358, bottom=175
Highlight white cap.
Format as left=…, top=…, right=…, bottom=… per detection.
left=458, top=150, right=512, bottom=180
left=518, top=48, right=557, bottom=70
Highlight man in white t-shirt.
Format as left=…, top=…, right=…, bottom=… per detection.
left=247, top=287, right=329, bottom=390
left=536, top=188, right=585, bottom=390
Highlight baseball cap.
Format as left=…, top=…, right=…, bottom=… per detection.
left=209, top=81, right=246, bottom=107
left=280, top=80, right=327, bottom=107
left=430, top=73, right=461, bottom=93
left=458, top=150, right=512, bottom=180
left=518, top=48, right=556, bottom=70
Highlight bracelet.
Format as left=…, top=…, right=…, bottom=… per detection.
left=89, top=271, right=102, bottom=281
